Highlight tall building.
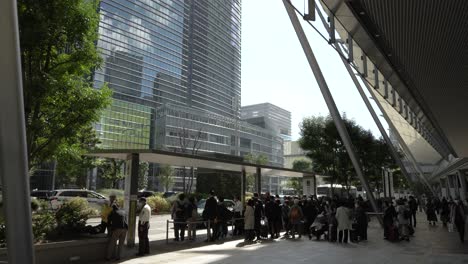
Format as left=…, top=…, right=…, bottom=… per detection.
left=241, top=103, right=292, bottom=140
left=93, top=0, right=242, bottom=150
left=86, top=0, right=286, bottom=192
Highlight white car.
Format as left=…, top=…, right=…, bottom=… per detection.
left=49, top=189, right=108, bottom=209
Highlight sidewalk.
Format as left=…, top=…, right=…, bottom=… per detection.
left=94, top=212, right=468, bottom=264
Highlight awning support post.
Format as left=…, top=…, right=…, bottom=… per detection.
left=125, top=153, right=139, bottom=247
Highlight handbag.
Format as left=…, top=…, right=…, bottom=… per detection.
left=448, top=223, right=454, bottom=232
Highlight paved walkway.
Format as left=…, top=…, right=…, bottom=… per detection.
left=95, top=212, right=468, bottom=264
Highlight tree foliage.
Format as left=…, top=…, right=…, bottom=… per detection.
left=159, top=165, right=174, bottom=192
left=138, top=162, right=149, bottom=190
left=287, top=160, right=312, bottom=194
left=97, top=159, right=125, bottom=189
left=244, top=153, right=269, bottom=192
left=299, top=114, right=398, bottom=193
left=18, top=0, right=111, bottom=169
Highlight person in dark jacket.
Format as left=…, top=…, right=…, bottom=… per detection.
left=273, top=199, right=283, bottom=238
left=426, top=200, right=438, bottom=226
left=408, top=196, right=418, bottom=227
left=440, top=198, right=450, bottom=226
left=216, top=197, right=231, bottom=239
left=203, top=190, right=218, bottom=241
left=281, top=200, right=291, bottom=235
left=264, top=197, right=276, bottom=239
left=106, top=204, right=128, bottom=261
left=304, top=200, right=318, bottom=238
left=453, top=200, right=466, bottom=243
left=383, top=201, right=397, bottom=240
left=253, top=193, right=264, bottom=240
left=355, top=201, right=368, bottom=241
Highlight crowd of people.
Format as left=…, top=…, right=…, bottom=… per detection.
left=199, top=190, right=372, bottom=244
left=99, top=190, right=467, bottom=261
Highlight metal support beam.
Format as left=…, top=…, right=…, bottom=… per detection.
left=457, top=170, right=467, bottom=201
left=362, top=55, right=368, bottom=77
left=125, top=153, right=139, bottom=247
left=283, top=0, right=380, bottom=216
left=0, top=0, right=36, bottom=262
left=373, top=66, right=379, bottom=89
left=256, top=167, right=262, bottom=195
left=241, top=168, right=246, bottom=209
left=383, top=80, right=389, bottom=99
left=347, top=33, right=353, bottom=63
left=328, top=15, right=336, bottom=44
left=315, top=5, right=415, bottom=189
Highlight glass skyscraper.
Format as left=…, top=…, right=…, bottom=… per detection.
left=93, top=0, right=242, bottom=149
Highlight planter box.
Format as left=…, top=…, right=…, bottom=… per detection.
left=0, top=237, right=108, bottom=264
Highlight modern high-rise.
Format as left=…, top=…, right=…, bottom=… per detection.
left=88, top=0, right=286, bottom=192
left=241, top=103, right=292, bottom=140
left=93, top=0, right=242, bottom=150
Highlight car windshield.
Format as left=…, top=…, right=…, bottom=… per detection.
left=197, top=199, right=206, bottom=209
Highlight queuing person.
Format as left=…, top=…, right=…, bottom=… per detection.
left=303, top=199, right=318, bottom=238
left=273, top=199, right=283, bottom=238
left=136, top=197, right=151, bottom=256
left=335, top=201, right=352, bottom=243
left=106, top=204, right=128, bottom=261
left=172, top=193, right=187, bottom=242
left=451, top=199, right=466, bottom=243
left=233, top=196, right=243, bottom=236
left=203, top=190, right=218, bottom=242
left=187, top=196, right=198, bottom=241
left=309, top=211, right=328, bottom=241
left=216, top=197, right=231, bottom=239
left=281, top=200, right=291, bottom=236
left=244, top=199, right=255, bottom=242
left=354, top=201, right=368, bottom=241
left=408, top=196, right=418, bottom=227
left=289, top=199, right=304, bottom=239
left=101, top=194, right=117, bottom=235
left=396, top=199, right=410, bottom=241
left=264, top=197, right=275, bottom=238
left=426, top=199, right=438, bottom=226
left=383, top=201, right=397, bottom=240
left=253, top=193, right=264, bottom=240
left=440, top=197, right=450, bottom=226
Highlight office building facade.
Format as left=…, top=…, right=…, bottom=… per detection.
left=241, top=103, right=292, bottom=140
left=93, top=0, right=242, bottom=149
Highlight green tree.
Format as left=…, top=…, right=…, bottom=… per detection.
left=244, top=153, right=269, bottom=192
left=299, top=114, right=397, bottom=196
left=138, top=162, right=149, bottom=190
left=287, top=160, right=312, bottom=194
left=159, top=165, right=174, bottom=192
left=18, top=0, right=111, bottom=169
left=97, top=159, right=124, bottom=188
left=54, top=126, right=100, bottom=188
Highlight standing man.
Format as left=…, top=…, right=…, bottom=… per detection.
left=136, top=197, right=151, bottom=256
left=233, top=196, right=243, bottom=236
left=101, top=194, right=117, bottom=235
left=172, top=193, right=187, bottom=241
left=106, top=204, right=128, bottom=261
left=408, top=196, right=418, bottom=227
left=203, top=190, right=218, bottom=242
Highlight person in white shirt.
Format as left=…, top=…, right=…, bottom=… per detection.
left=136, top=197, right=151, bottom=256
left=233, top=196, right=243, bottom=236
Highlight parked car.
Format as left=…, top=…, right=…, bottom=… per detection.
left=31, top=190, right=53, bottom=200
left=162, top=191, right=178, bottom=198
left=49, top=189, right=108, bottom=210
left=137, top=190, right=155, bottom=198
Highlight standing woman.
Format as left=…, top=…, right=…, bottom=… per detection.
left=396, top=199, right=410, bottom=241
left=244, top=199, right=255, bottom=242
left=452, top=199, right=466, bottom=243
left=335, top=201, right=352, bottom=243
left=355, top=201, right=368, bottom=241
left=426, top=199, right=438, bottom=226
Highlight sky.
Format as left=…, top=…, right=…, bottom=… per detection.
left=241, top=0, right=383, bottom=140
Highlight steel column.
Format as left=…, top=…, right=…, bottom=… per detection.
left=283, top=0, right=380, bottom=215
left=241, top=168, right=246, bottom=209
left=125, top=153, right=139, bottom=247
left=0, top=0, right=36, bottom=262
left=457, top=170, right=467, bottom=201
left=256, top=167, right=262, bottom=195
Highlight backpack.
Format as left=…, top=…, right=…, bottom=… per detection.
left=290, top=206, right=300, bottom=222
left=403, top=209, right=411, bottom=220
left=175, top=201, right=186, bottom=219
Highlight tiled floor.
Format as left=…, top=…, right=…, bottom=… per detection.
left=97, top=212, right=468, bottom=264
